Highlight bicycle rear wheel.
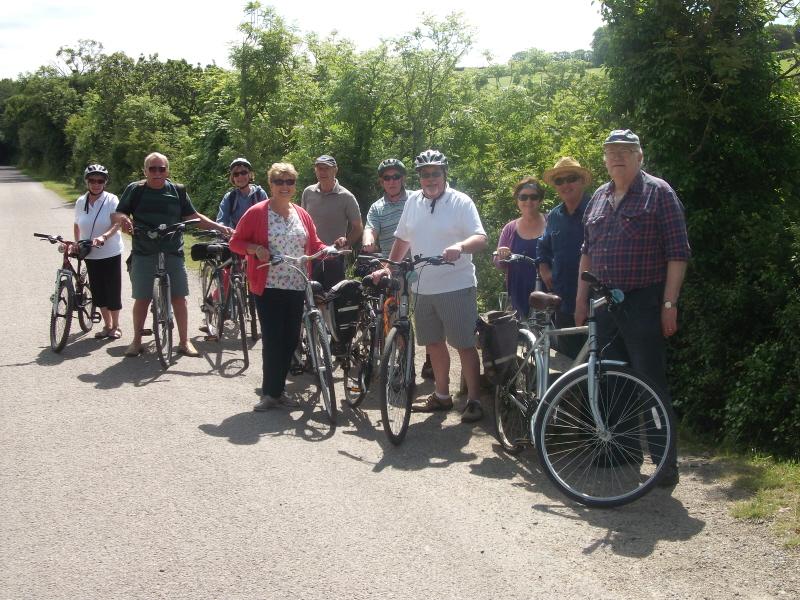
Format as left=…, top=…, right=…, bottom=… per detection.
left=379, top=326, right=414, bottom=445
left=343, top=319, right=372, bottom=408
left=152, top=276, right=173, bottom=369
left=76, top=270, right=95, bottom=333
left=308, top=313, right=337, bottom=424
left=232, top=283, right=249, bottom=369
left=493, top=331, right=537, bottom=454
left=50, top=278, right=73, bottom=352
left=533, top=363, right=676, bottom=508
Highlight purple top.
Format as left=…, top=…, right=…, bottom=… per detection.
left=582, top=170, right=691, bottom=291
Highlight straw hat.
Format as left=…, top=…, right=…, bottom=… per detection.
left=542, top=156, right=592, bottom=187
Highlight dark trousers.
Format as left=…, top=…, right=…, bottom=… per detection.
left=595, top=283, right=677, bottom=465
left=311, top=255, right=346, bottom=291
left=253, top=288, right=305, bottom=398
left=553, top=311, right=586, bottom=360
left=85, top=255, right=123, bottom=310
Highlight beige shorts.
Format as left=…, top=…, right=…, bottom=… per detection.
left=412, top=287, right=478, bottom=349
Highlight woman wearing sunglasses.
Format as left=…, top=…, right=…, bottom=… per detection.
left=216, top=158, right=268, bottom=228
left=74, top=164, right=124, bottom=339
left=229, top=162, right=330, bottom=411
left=494, top=177, right=548, bottom=318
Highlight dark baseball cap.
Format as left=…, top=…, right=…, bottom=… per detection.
left=603, top=129, right=640, bottom=146
left=315, top=155, right=337, bottom=167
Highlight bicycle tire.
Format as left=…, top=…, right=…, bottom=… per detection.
left=76, top=270, right=95, bottom=333
left=208, top=271, right=225, bottom=341
left=533, top=363, right=677, bottom=508
left=232, top=283, right=249, bottom=369
left=309, top=313, right=337, bottom=424
left=366, top=304, right=384, bottom=391
left=343, top=319, right=372, bottom=408
left=494, top=331, right=537, bottom=454
left=152, top=276, right=173, bottom=369
left=379, top=326, right=414, bottom=445
left=50, top=278, right=73, bottom=352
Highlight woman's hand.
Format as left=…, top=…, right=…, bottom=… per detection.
left=253, top=245, right=270, bottom=262
left=92, top=234, right=106, bottom=247
left=496, top=246, right=512, bottom=260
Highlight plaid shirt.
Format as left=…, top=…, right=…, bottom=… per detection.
left=581, top=170, right=690, bottom=291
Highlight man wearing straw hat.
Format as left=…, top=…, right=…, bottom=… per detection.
left=539, top=156, right=592, bottom=359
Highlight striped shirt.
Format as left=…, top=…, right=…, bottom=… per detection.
left=582, top=170, right=690, bottom=291
left=364, top=190, right=409, bottom=253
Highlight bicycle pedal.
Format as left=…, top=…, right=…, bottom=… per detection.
left=204, top=335, right=220, bottom=342
left=141, top=328, right=153, bottom=336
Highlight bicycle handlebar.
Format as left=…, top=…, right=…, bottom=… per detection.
left=493, top=251, right=538, bottom=266
left=581, top=271, right=625, bottom=305
left=132, top=218, right=201, bottom=238
left=259, top=246, right=352, bottom=269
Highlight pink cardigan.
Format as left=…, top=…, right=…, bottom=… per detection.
left=229, top=200, right=327, bottom=295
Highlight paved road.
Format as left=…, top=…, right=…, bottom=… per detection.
left=1, top=167, right=798, bottom=599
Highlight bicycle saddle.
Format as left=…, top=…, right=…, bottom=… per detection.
left=529, top=291, right=562, bottom=311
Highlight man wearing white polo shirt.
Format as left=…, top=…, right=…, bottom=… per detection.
left=376, top=149, right=488, bottom=423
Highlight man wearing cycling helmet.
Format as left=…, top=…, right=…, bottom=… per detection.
left=300, top=155, right=361, bottom=290
left=113, top=152, right=233, bottom=358
left=216, top=158, right=268, bottom=228
left=375, top=149, right=488, bottom=423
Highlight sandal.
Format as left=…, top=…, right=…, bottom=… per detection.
left=94, top=327, right=112, bottom=339
left=110, top=328, right=122, bottom=339
left=124, top=342, right=144, bottom=357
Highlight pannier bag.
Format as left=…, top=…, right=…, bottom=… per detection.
left=190, top=242, right=231, bottom=262
left=326, top=279, right=363, bottom=344
left=475, top=310, right=519, bottom=385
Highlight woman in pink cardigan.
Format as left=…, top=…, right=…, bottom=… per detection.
left=230, top=162, right=340, bottom=412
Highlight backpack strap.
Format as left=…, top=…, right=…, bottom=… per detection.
left=130, top=180, right=187, bottom=215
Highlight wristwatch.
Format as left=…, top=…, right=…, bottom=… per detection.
left=663, top=300, right=675, bottom=309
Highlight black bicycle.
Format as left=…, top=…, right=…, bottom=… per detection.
left=34, top=233, right=100, bottom=352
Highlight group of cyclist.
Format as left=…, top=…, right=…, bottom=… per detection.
left=72, top=129, right=689, bottom=486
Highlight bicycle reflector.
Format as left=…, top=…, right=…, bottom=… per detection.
left=57, top=243, right=66, bottom=254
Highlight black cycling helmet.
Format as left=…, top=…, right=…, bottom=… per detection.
left=413, top=149, right=448, bottom=171
left=229, top=157, right=252, bottom=171
left=84, top=164, right=109, bottom=181
left=377, top=158, right=407, bottom=176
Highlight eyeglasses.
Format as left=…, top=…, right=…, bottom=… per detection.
left=87, top=178, right=106, bottom=185
left=553, top=173, right=581, bottom=186
left=147, top=165, right=167, bottom=173
left=271, top=178, right=296, bottom=186
left=604, top=148, right=636, bottom=159
left=419, top=170, right=444, bottom=180
left=517, top=193, right=542, bottom=202
left=232, top=170, right=250, bottom=177
left=382, top=174, right=403, bottom=181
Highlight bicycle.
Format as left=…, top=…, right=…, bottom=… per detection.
left=263, top=246, right=350, bottom=425
left=132, top=218, right=199, bottom=369
left=33, top=233, right=100, bottom=352
left=193, top=232, right=250, bottom=369
left=376, top=254, right=452, bottom=445
left=491, top=253, right=677, bottom=507
left=340, top=253, right=394, bottom=408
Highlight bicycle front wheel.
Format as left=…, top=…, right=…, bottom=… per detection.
left=50, top=278, right=73, bottom=352
left=152, top=276, right=173, bottom=369
left=76, top=270, right=95, bottom=333
left=493, top=331, right=537, bottom=454
left=343, top=319, right=372, bottom=408
left=533, top=364, right=676, bottom=508
left=379, top=326, right=414, bottom=445
left=308, top=313, right=337, bottom=424
left=232, top=283, right=249, bottom=369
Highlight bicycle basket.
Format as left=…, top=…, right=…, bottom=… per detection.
left=191, top=242, right=231, bottom=262
left=475, top=310, right=519, bottom=385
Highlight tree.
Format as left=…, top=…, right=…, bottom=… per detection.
left=591, top=26, right=610, bottom=66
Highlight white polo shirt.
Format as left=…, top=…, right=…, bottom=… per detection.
left=394, top=186, right=486, bottom=295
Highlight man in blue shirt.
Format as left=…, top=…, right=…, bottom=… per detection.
left=538, top=156, right=592, bottom=359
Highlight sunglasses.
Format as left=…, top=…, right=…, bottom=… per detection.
left=147, top=165, right=167, bottom=173
left=87, top=178, right=106, bottom=185
left=419, top=170, right=444, bottom=180
left=382, top=174, right=403, bottom=181
left=517, top=193, right=542, bottom=201
left=232, top=170, right=250, bottom=177
left=553, top=173, right=581, bottom=186
left=271, top=178, right=296, bottom=186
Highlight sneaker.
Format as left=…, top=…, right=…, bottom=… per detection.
left=461, top=400, right=484, bottom=423
left=279, top=395, right=301, bottom=409
left=254, top=396, right=280, bottom=411
left=411, top=393, right=453, bottom=412
left=657, top=464, right=680, bottom=487
left=421, top=359, right=434, bottom=380
left=94, top=327, right=112, bottom=339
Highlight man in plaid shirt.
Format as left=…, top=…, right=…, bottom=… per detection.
left=575, top=129, right=690, bottom=487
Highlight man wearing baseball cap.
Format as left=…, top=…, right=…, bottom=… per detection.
left=539, top=156, right=592, bottom=359
left=301, top=155, right=363, bottom=289
left=576, top=129, right=690, bottom=488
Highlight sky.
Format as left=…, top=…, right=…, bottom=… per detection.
left=0, top=1, right=604, bottom=80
